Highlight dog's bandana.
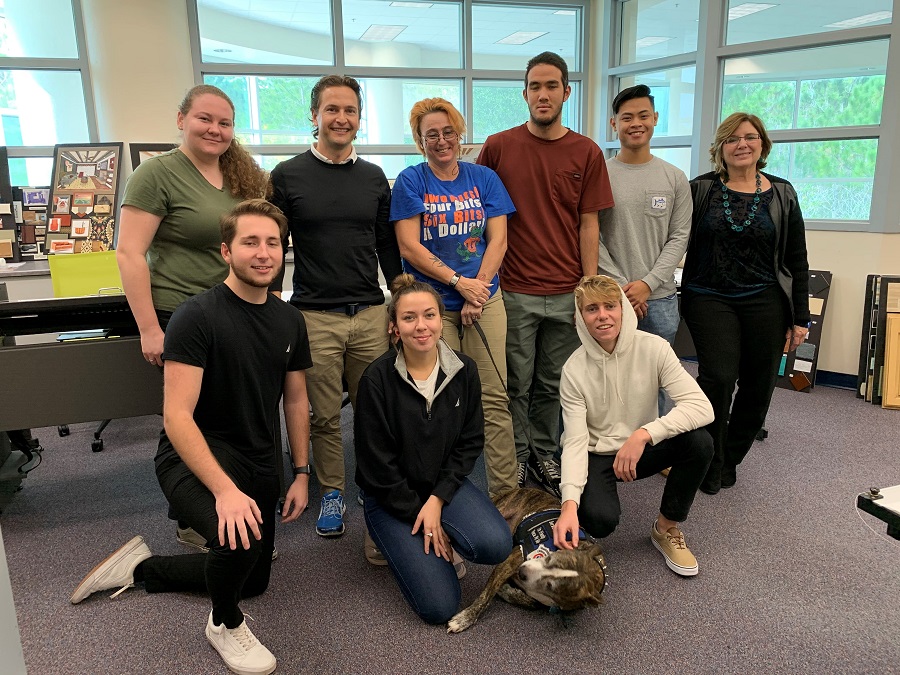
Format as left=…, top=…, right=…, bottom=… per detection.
left=514, top=509, right=589, bottom=560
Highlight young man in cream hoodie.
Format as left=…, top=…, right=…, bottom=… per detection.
left=552, top=275, right=713, bottom=576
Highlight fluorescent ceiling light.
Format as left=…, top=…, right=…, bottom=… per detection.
left=496, top=31, right=547, bottom=45
left=728, top=3, right=776, bottom=20
left=554, top=9, right=577, bottom=15
left=360, top=24, right=407, bottom=41
left=389, top=2, right=434, bottom=7
left=825, top=11, right=892, bottom=28
left=635, top=36, right=673, bottom=48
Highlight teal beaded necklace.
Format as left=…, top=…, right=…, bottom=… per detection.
left=721, top=172, right=761, bottom=233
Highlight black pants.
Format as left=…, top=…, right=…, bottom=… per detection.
left=681, top=286, right=789, bottom=488
left=578, top=429, right=713, bottom=538
left=141, top=441, right=279, bottom=628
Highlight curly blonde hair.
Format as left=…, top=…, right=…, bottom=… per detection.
left=178, top=85, right=268, bottom=200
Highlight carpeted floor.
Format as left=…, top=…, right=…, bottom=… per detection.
left=2, top=374, right=899, bottom=674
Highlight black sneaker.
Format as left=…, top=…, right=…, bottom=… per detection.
left=516, top=462, right=527, bottom=488
left=527, top=454, right=561, bottom=498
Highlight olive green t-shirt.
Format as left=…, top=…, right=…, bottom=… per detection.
left=121, top=149, right=239, bottom=312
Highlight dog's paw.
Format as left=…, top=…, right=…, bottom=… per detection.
left=447, top=610, right=476, bottom=633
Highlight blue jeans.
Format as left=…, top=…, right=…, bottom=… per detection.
left=638, top=294, right=680, bottom=346
left=638, top=294, right=680, bottom=415
left=363, top=479, right=511, bottom=624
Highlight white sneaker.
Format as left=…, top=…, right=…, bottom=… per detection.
left=205, top=611, right=276, bottom=675
left=70, top=536, right=152, bottom=604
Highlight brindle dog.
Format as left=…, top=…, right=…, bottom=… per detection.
left=447, top=487, right=607, bottom=633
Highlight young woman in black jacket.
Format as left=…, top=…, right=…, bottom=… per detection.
left=354, top=274, right=510, bottom=624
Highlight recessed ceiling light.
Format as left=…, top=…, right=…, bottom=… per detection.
left=825, top=11, right=892, bottom=28
left=728, top=3, right=777, bottom=20
left=360, top=24, right=407, bottom=41
left=635, top=36, right=673, bottom=48
left=496, top=31, right=547, bottom=45
left=554, top=9, right=577, bottom=15
left=389, top=2, right=434, bottom=7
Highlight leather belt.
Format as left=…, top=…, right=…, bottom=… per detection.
left=321, top=303, right=372, bottom=317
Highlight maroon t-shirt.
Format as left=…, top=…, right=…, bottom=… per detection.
left=478, top=124, right=614, bottom=295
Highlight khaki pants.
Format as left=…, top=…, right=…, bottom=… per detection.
left=301, top=305, right=389, bottom=494
left=442, top=292, right=518, bottom=495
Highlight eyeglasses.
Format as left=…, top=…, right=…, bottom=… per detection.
left=422, top=129, right=459, bottom=144
left=723, top=133, right=761, bottom=145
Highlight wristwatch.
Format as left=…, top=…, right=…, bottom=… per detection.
left=448, top=273, right=461, bottom=288
left=292, top=464, right=311, bottom=476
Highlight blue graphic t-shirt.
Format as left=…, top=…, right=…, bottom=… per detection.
left=390, top=161, right=515, bottom=311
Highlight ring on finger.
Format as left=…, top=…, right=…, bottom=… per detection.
left=426, top=532, right=433, bottom=537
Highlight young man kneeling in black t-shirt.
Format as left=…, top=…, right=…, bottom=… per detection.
left=70, top=199, right=313, bottom=675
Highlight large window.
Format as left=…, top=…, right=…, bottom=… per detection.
left=1, top=0, right=94, bottom=185
left=192, top=0, right=589, bottom=179
left=604, top=0, right=895, bottom=230
left=721, top=42, right=888, bottom=130
left=720, top=40, right=887, bottom=222
left=472, top=4, right=581, bottom=70
left=617, top=0, right=700, bottom=65
left=725, top=0, right=893, bottom=46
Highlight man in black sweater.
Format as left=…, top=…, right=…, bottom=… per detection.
left=270, top=75, right=403, bottom=538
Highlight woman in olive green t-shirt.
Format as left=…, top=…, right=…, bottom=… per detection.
left=117, top=84, right=268, bottom=365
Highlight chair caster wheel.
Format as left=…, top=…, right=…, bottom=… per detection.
left=91, top=439, right=104, bottom=452
left=58, top=425, right=70, bottom=437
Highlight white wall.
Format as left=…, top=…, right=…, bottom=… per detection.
left=82, top=0, right=196, bottom=167
left=806, top=231, right=900, bottom=375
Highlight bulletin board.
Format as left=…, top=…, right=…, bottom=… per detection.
left=45, top=142, right=124, bottom=255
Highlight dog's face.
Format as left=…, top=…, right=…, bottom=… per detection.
left=513, top=540, right=607, bottom=611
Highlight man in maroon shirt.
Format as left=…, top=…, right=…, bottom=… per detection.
left=478, top=52, right=614, bottom=496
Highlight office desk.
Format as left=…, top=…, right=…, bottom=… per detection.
left=0, top=295, right=163, bottom=432
left=857, top=485, right=900, bottom=540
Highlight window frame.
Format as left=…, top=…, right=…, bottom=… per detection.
left=186, top=0, right=591, bottom=179
left=1, top=0, right=98, bottom=176
left=601, top=0, right=899, bottom=233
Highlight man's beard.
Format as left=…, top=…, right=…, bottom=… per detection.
left=232, top=261, right=283, bottom=288
left=530, top=107, right=561, bottom=128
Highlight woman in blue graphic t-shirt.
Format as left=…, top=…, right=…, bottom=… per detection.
left=391, top=97, right=518, bottom=498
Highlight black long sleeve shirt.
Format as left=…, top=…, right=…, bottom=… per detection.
left=270, top=151, right=403, bottom=308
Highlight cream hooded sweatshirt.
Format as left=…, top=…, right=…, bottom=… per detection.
left=559, top=286, right=714, bottom=506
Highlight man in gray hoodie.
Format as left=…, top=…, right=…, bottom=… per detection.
left=553, top=275, right=713, bottom=576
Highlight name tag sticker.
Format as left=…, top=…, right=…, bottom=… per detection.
left=651, top=196, right=667, bottom=209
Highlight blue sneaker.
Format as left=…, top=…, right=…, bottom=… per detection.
left=315, top=490, right=346, bottom=537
